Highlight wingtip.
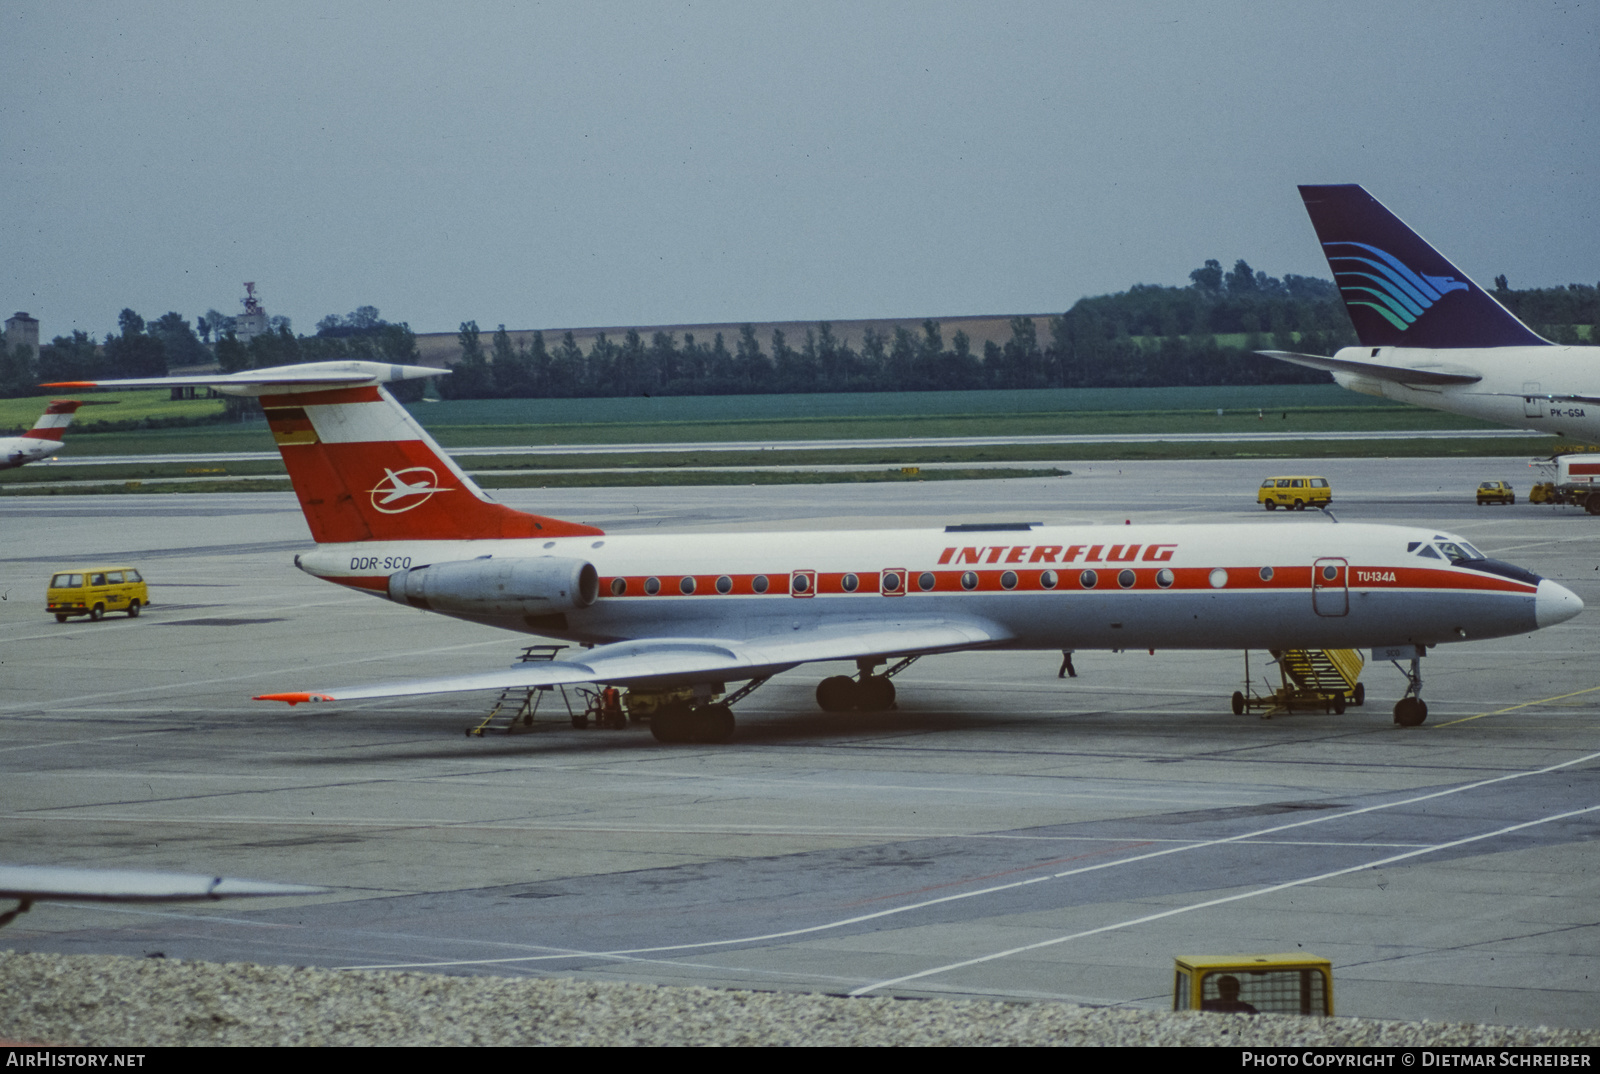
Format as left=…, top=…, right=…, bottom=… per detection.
left=254, top=692, right=334, bottom=706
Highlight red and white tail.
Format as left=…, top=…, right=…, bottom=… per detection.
left=23, top=400, right=84, bottom=441
left=45, top=362, right=603, bottom=544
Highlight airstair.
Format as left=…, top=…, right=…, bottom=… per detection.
left=1231, top=649, right=1364, bottom=717
left=467, top=644, right=575, bottom=736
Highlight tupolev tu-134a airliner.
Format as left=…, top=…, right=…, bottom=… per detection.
left=52, top=361, right=1581, bottom=739
left=1261, top=184, right=1600, bottom=441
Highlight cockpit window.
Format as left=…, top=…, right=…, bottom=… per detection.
left=1433, top=538, right=1484, bottom=561
left=1416, top=545, right=1442, bottom=559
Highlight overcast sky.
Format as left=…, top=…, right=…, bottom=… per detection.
left=4, top=1, right=1596, bottom=340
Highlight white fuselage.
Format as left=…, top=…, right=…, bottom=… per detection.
left=296, top=521, right=1569, bottom=661
left=1331, top=344, right=1600, bottom=441
left=0, top=436, right=64, bottom=470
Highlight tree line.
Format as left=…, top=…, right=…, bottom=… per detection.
left=3, top=263, right=1595, bottom=402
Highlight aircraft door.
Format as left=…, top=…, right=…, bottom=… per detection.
left=1313, top=557, right=1348, bottom=616
left=1524, top=382, right=1542, bottom=419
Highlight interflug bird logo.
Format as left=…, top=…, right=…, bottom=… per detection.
left=369, top=466, right=452, bottom=513
left=1323, top=241, right=1468, bottom=332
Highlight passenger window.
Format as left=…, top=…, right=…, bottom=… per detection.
left=51, top=574, right=71, bottom=588
left=1277, top=479, right=1290, bottom=488
left=106, top=571, right=124, bottom=583
left=126, top=570, right=142, bottom=582
left=1291, top=479, right=1305, bottom=488
left=1311, top=479, right=1327, bottom=488
left=89, top=574, right=106, bottom=586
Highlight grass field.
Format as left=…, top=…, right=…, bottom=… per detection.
left=0, top=383, right=1557, bottom=494
left=0, top=390, right=225, bottom=433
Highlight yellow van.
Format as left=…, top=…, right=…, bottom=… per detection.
left=47, top=567, right=150, bottom=622
left=1257, top=476, right=1332, bottom=511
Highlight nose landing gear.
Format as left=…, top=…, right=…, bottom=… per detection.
left=1390, top=647, right=1428, bottom=727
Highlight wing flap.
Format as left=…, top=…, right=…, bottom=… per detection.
left=255, top=618, right=1013, bottom=704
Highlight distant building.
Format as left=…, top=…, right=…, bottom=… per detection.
left=5, top=311, right=39, bottom=353
left=234, top=283, right=268, bottom=344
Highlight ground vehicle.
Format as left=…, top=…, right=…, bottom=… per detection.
left=1257, top=476, right=1331, bottom=510
left=1174, top=954, right=1333, bottom=1015
left=1528, top=455, right=1600, bottom=514
left=1476, top=481, right=1514, bottom=505
left=46, top=567, right=149, bottom=622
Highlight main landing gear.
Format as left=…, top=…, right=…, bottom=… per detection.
left=815, top=656, right=919, bottom=713
left=646, top=676, right=771, bottom=745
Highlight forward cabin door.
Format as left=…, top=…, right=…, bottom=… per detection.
left=1524, top=382, right=1543, bottom=419
left=1313, top=557, right=1348, bottom=616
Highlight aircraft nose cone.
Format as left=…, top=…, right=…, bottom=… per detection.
left=1535, top=579, right=1584, bottom=628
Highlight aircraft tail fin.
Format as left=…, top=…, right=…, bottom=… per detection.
left=44, top=362, right=603, bottom=544
left=22, top=400, right=84, bottom=441
left=1297, top=184, right=1547, bottom=349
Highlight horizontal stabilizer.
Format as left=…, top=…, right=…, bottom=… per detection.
left=257, top=617, right=1014, bottom=704
left=1256, top=350, right=1482, bottom=386
left=44, top=360, right=448, bottom=397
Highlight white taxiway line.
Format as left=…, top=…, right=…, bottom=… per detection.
left=850, top=801, right=1600, bottom=996
left=334, top=745, right=1600, bottom=974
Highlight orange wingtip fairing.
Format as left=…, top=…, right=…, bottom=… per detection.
left=255, top=692, right=335, bottom=706
left=40, top=381, right=99, bottom=388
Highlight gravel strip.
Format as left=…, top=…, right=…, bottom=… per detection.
left=3, top=951, right=1597, bottom=1047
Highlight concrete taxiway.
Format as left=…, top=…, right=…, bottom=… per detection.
left=1, top=457, right=1596, bottom=1028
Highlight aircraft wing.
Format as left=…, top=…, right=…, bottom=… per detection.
left=1256, top=350, right=1482, bottom=386
left=0, top=865, right=323, bottom=902
left=256, top=617, right=1014, bottom=704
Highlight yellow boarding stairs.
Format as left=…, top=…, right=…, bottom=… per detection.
left=1231, top=649, right=1364, bottom=717
left=467, top=644, right=577, bottom=736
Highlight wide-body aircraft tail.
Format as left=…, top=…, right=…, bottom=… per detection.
left=45, top=362, right=602, bottom=544
left=1298, top=184, right=1548, bottom=349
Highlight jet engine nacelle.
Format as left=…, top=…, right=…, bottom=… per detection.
left=388, top=557, right=599, bottom=616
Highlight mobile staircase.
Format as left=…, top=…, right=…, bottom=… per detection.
left=467, top=644, right=575, bottom=736
left=1232, top=648, right=1365, bottom=717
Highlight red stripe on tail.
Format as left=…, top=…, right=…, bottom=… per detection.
left=260, top=387, right=602, bottom=543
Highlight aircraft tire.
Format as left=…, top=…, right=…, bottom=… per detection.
left=1231, top=691, right=1245, bottom=715
left=89, top=604, right=104, bottom=621
left=1393, top=698, right=1427, bottom=727
left=856, top=676, right=896, bottom=712
left=128, top=600, right=141, bottom=618
left=816, top=676, right=857, bottom=712
left=651, top=703, right=693, bottom=743
left=693, top=704, right=735, bottom=743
